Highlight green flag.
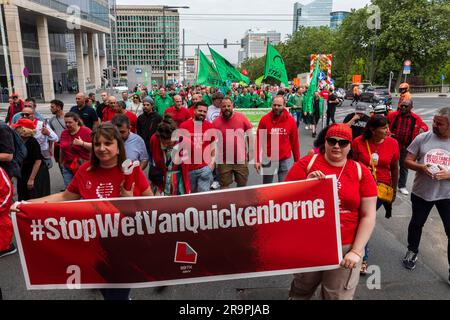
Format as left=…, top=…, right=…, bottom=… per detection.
left=209, top=47, right=249, bottom=84
left=197, top=50, right=225, bottom=87
left=303, top=60, right=320, bottom=114
left=263, top=43, right=289, bottom=87
left=255, top=75, right=264, bottom=85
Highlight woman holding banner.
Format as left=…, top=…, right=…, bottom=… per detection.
left=16, top=122, right=152, bottom=300
left=285, top=123, right=377, bottom=300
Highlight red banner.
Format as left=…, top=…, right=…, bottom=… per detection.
left=12, top=177, right=342, bottom=289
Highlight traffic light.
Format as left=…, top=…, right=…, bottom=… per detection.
left=112, top=67, right=117, bottom=78
left=241, top=39, right=244, bottom=48
left=223, top=38, right=227, bottom=48
left=102, top=68, right=109, bottom=79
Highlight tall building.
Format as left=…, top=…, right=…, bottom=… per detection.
left=330, top=11, right=350, bottom=29
left=292, top=0, right=333, bottom=32
left=112, top=5, right=180, bottom=86
left=238, top=28, right=281, bottom=66
left=0, top=0, right=110, bottom=101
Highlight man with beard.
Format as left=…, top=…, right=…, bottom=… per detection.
left=213, top=97, right=253, bottom=188
left=388, top=99, right=428, bottom=195
left=179, top=102, right=215, bottom=193
left=137, top=97, right=162, bottom=157
left=402, top=107, right=450, bottom=285
left=255, top=96, right=300, bottom=184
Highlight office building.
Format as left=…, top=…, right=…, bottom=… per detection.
left=112, top=5, right=180, bottom=86
left=330, top=11, right=350, bottom=29
left=292, top=0, right=333, bottom=32
left=0, top=0, right=110, bottom=101
left=238, top=28, right=281, bottom=65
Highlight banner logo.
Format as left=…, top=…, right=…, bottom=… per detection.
left=174, top=242, right=198, bottom=264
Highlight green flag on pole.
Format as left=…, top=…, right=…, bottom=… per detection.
left=303, top=60, right=320, bottom=114
left=209, top=47, right=249, bottom=84
left=263, top=43, right=289, bottom=87
left=255, top=75, right=264, bottom=85
left=196, top=50, right=225, bottom=87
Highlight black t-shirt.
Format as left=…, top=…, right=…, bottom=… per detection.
left=343, top=113, right=370, bottom=139
left=70, top=105, right=99, bottom=130
left=22, top=137, right=43, bottom=179
left=328, top=93, right=339, bottom=106
left=0, top=122, right=15, bottom=178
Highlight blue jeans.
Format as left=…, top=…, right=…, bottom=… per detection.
left=62, top=167, right=74, bottom=188
left=291, top=110, right=302, bottom=128
left=262, top=158, right=294, bottom=184
left=189, top=166, right=213, bottom=193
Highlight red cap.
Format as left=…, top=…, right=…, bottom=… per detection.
left=326, top=124, right=352, bottom=142
left=11, top=93, right=19, bottom=98
left=11, top=118, right=36, bottom=130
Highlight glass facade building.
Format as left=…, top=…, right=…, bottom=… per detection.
left=292, top=0, right=333, bottom=32
left=330, top=11, right=350, bottom=29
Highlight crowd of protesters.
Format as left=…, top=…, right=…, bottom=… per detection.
left=0, top=82, right=449, bottom=301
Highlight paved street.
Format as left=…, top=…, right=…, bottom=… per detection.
left=0, top=97, right=449, bottom=299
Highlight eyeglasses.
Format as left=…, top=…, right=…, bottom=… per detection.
left=326, top=137, right=350, bottom=148
left=22, top=113, right=32, bottom=117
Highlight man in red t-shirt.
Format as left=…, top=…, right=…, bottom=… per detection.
left=102, top=96, right=119, bottom=122
left=213, top=97, right=253, bottom=188
left=165, top=95, right=191, bottom=127
left=255, top=96, right=300, bottom=184
left=116, top=101, right=138, bottom=133
left=179, top=102, right=215, bottom=193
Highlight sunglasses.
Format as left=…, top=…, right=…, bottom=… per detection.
left=326, top=137, right=350, bottom=148
left=22, top=113, right=32, bottom=117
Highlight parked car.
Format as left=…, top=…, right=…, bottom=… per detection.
left=360, top=86, right=391, bottom=103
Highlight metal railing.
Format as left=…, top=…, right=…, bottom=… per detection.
left=409, top=85, right=449, bottom=94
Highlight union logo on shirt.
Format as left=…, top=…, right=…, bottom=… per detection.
left=96, top=182, right=114, bottom=198
left=270, top=128, right=287, bottom=135
left=424, top=148, right=450, bottom=170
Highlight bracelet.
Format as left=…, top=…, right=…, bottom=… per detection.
left=350, top=249, right=363, bottom=259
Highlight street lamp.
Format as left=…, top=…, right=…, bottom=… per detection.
left=162, top=5, right=189, bottom=86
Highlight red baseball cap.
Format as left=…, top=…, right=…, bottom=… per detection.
left=11, top=118, right=36, bottom=130
left=326, top=124, right=352, bottom=142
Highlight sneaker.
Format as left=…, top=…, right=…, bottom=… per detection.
left=305, top=125, right=309, bottom=130
left=399, top=187, right=409, bottom=195
left=211, top=181, right=220, bottom=190
left=402, top=250, right=418, bottom=270
left=0, top=243, right=17, bottom=258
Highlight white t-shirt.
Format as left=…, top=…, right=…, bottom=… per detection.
left=407, top=131, right=450, bottom=201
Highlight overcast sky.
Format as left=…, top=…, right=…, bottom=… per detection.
left=117, top=0, right=372, bottom=63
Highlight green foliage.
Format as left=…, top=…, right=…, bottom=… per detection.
left=241, top=0, right=450, bottom=87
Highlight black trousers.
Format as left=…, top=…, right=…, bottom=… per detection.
left=408, top=193, right=450, bottom=267
left=326, top=104, right=336, bottom=126
left=398, top=147, right=409, bottom=188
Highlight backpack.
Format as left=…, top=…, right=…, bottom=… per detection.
left=10, top=129, right=27, bottom=178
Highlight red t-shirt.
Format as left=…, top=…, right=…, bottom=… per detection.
left=352, top=136, right=400, bottom=186
left=102, top=107, right=117, bottom=122
left=213, top=112, right=253, bottom=164
left=165, top=106, right=191, bottom=128
left=179, top=119, right=215, bottom=171
left=67, top=162, right=149, bottom=199
left=285, top=153, right=377, bottom=245
left=60, top=126, right=92, bottom=169
left=125, top=111, right=138, bottom=133
left=320, top=90, right=330, bottom=101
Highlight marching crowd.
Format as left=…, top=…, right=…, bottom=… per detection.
left=0, top=82, right=449, bottom=300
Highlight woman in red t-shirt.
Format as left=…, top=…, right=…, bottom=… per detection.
left=59, top=112, right=92, bottom=187
left=24, top=123, right=152, bottom=300
left=285, top=124, right=377, bottom=300
left=352, top=115, right=399, bottom=274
